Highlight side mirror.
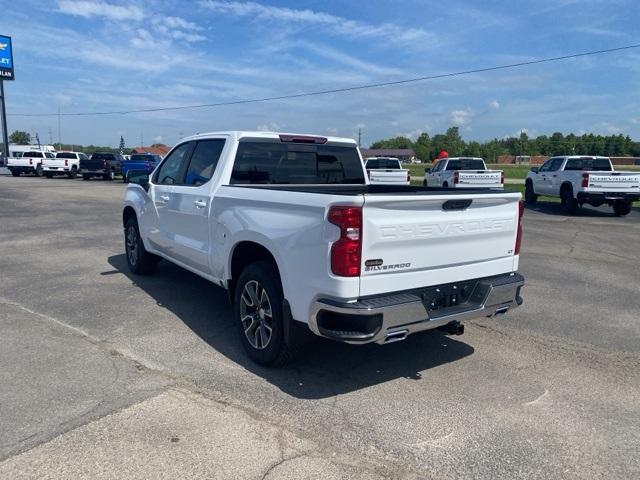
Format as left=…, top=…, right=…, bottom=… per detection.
left=128, top=169, right=150, bottom=192
left=530, top=167, right=539, bottom=173
left=425, top=168, right=432, bottom=174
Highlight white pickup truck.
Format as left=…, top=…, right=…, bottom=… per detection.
left=364, top=157, right=410, bottom=185
left=424, top=157, right=504, bottom=189
left=525, top=156, right=640, bottom=216
left=7, top=150, right=55, bottom=177
left=122, top=132, right=525, bottom=366
left=43, top=151, right=89, bottom=179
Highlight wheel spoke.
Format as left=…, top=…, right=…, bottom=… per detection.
left=258, top=325, right=269, bottom=347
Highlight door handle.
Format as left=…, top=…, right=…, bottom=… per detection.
left=194, top=200, right=207, bottom=208
left=159, top=195, right=170, bottom=202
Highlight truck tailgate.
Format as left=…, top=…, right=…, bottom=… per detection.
left=359, top=192, right=520, bottom=296
left=586, top=172, right=640, bottom=192
left=368, top=169, right=410, bottom=184
left=457, top=170, right=502, bottom=188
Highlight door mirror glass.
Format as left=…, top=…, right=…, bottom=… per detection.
left=128, top=169, right=150, bottom=191
left=531, top=167, right=539, bottom=173
left=425, top=168, right=431, bottom=173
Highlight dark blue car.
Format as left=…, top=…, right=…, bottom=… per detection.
left=122, top=153, right=163, bottom=182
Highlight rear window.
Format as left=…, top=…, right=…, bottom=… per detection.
left=56, top=152, right=77, bottom=159
left=446, top=159, right=486, bottom=170
left=23, top=151, right=43, bottom=158
left=564, top=157, right=612, bottom=171
left=230, top=142, right=365, bottom=185
left=91, top=153, right=115, bottom=160
left=366, top=158, right=401, bottom=169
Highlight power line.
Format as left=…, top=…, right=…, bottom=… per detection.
left=9, top=43, right=640, bottom=118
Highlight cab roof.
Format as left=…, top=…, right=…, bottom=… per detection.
left=181, top=131, right=357, bottom=145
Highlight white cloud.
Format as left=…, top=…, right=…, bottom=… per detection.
left=296, top=42, right=401, bottom=76
left=450, top=108, right=474, bottom=126
left=199, top=0, right=437, bottom=47
left=57, top=0, right=144, bottom=21
left=489, top=100, right=500, bottom=109
left=631, top=118, right=640, bottom=125
left=153, top=135, right=163, bottom=143
left=606, top=124, right=624, bottom=134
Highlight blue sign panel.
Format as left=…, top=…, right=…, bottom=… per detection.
left=0, top=35, right=15, bottom=80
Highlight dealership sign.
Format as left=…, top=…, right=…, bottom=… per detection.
left=0, top=35, right=14, bottom=80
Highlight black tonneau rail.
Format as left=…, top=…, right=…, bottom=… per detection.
left=226, top=184, right=515, bottom=196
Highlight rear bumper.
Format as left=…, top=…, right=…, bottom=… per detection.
left=577, top=191, right=640, bottom=203
left=309, top=272, right=524, bottom=344
left=8, top=166, right=35, bottom=172
left=80, top=168, right=107, bottom=174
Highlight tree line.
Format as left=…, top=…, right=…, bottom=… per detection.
left=4, top=131, right=164, bottom=156
left=370, top=127, right=640, bottom=162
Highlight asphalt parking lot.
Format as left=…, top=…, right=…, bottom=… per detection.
left=1, top=176, right=639, bottom=479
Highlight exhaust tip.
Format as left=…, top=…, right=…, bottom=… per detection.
left=384, top=330, right=409, bottom=343
left=494, top=306, right=509, bottom=316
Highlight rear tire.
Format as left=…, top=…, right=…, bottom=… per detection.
left=104, top=170, right=115, bottom=181
left=524, top=180, right=537, bottom=205
left=561, top=187, right=578, bottom=215
left=11, top=170, right=20, bottom=177
left=124, top=216, right=159, bottom=275
left=34, top=164, right=43, bottom=177
left=443, top=182, right=449, bottom=188
left=45, top=173, right=54, bottom=179
left=82, top=174, right=91, bottom=181
left=68, top=168, right=77, bottom=179
left=234, top=261, right=295, bottom=367
left=612, top=200, right=631, bottom=217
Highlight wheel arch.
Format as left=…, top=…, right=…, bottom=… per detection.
left=122, top=205, right=137, bottom=228
left=228, top=241, right=282, bottom=305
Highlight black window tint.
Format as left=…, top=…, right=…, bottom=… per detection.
left=564, top=157, right=612, bottom=171
left=23, top=152, right=43, bottom=158
left=91, top=153, right=115, bottom=160
left=154, top=143, right=192, bottom=185
left=231, top=142, right=365, bottom=185
left=446, top=159, right=486, bottom=170
left=366, top=158, right=400, bottom=169
left=539, top=159, right=554, bottom=172
left=184, top=140, right=226, bottom=186
left=56, top=152, right=77, bottom=159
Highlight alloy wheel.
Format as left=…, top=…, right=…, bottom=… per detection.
left=239, top=280, right=273, bottom=350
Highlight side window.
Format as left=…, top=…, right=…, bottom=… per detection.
left=432, top=161, right=442, bottom=172
left=549, top=158, right=564, bottom=171
left=154, top=143, right=193, bottom=185
left=184, top=140, right=226, bottom=186
left=539, top=159, right=554, bottom=172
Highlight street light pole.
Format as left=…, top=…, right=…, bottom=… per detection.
left=0, top=80, right=9, bottom=158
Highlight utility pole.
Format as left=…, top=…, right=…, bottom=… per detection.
left=0, top=81, right=9, bottom=158
left=57, top=105, right=61, bottom=148
left=358, top=127, right=362, bottom=148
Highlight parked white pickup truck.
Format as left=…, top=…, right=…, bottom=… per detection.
left=525, top=156, right=640, bottom=216
left=424, top=157, right=504, bottom=189
left=364, top=157, right=410, bottom=185
left=122, top=132, right=525, bottom=365
left=43, top=151, right=89, bottom=179
left=7, top=150, right=55, bottom=177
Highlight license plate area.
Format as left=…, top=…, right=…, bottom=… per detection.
left=416, top=279, right=478, bottom=312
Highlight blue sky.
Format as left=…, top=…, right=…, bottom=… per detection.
left=1, top=0, right=639, bottom=147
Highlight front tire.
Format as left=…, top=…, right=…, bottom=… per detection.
left=234, top=261, right=293, bottom=366
left=68, top=168, right=77, bottom=179
left=104, top=170, right=115, bottom=181
left=34, top=164, right=43, bottom=177
left=613, top=200, right=631, bottom=217
left=124, top=216, right=159, bottom=275
left=45, top=173, right=54, bottom=179
left=82, top=174, right=91, bottom=181
left=11, top=170, right=20, bottom=177
left=524, top=181, right=537, bottom=205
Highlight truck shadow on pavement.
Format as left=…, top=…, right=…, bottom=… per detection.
left=525, top=201, right=622, bottom=217
left=108, top=254, right=474, bottom=399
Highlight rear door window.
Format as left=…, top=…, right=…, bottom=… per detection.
left=231, top=142, right=365, bottom=184
left=184, top=140, right=226, bottom=186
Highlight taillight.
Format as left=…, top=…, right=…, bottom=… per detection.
left=515, top=201, right=524, bottom=255
left=407, top=171, right=411, bottom=182
left=453, top=171, right=459, bottom=184
left=328, top=206, right=362, bottom=277
left=581, top=173, right=589, bottom=188
left=501, top=172, right=505, bottom=185
left=29, top=159, right=33, bottom=165
left=279, top=134, right=327, bottom=144
left=65, top=159, right=68, bottom=167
